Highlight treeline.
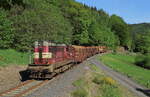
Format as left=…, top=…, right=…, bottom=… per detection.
left=130, top=23, right=150, bottom=69
left=130, top=23, right=150, bottom=54
left=0, top=0, right=136, bottom=52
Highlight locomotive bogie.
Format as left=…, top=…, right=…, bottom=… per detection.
left=27, top=65, right=54, bottom=79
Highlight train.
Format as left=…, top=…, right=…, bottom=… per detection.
left=26, top=41, right=107, bottom=79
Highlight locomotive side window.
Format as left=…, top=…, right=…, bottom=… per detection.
left=49, top=47, right=56, bottom=58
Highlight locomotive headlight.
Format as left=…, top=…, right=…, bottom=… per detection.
left=34, top=53, right=39, bottom=58
left=42, top=53, right=52, bottom=58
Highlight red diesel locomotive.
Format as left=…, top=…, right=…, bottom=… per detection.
left=27, top=41, right=107, bottom=79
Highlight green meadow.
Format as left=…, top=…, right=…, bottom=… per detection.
left=0, top=49, right=30, bottom=67
left=100, top=53, right=150, bottom=88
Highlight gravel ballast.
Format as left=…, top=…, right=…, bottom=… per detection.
left=25, top=62, right=88, bottom=97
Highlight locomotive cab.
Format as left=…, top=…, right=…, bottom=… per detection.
left=33, top=41, right=52, bottom=65
left=27, top=41, right=53, bottom=79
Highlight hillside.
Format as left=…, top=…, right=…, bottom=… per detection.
left=130, top=23, right=150, bottom=53
left=130, top=23, right=150, bottom=34
left=0, top=0, right=149, bottom=54
left=0, top=0, right=132, bottom=51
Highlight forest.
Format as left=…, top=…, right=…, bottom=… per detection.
left=0, top=0, right=150, bottom=63
left=0, top=0, right=132, bottom=51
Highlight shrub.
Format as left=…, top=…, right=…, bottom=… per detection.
left=72, top=89, right=87, bottom=97
left=92, top=74, right=102, bottom=85
left=93, top=76, right=116, bottom=86
left=73, top=79, right=85, bottom=87
left=93, top=77, right=101, bottom=85
left=101, top=77, right=116, bottom=86
left=135, top=54, right=150, bottom=69
left=101, top=84, right=121, bottom=97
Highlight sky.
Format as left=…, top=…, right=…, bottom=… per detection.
left=75, top=0, right=150, bottom=24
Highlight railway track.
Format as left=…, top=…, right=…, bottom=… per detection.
left=0, top=62, right=77, bottom=97
left=0, top=80, right=49, bottom=97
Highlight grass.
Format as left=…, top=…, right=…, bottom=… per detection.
left=0, top=49, right=29, bottom=66
left=71, top=64, right=135, bottom=97
left=100, top=53, right=150, bottom=88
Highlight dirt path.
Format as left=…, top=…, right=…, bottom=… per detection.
left=89, top=55, right=150, bottom=97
